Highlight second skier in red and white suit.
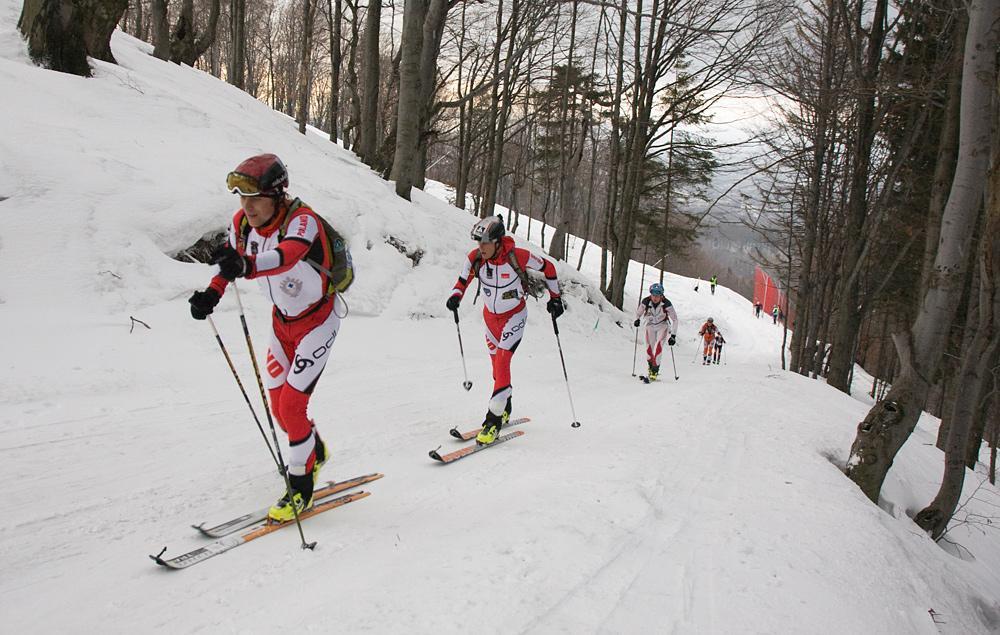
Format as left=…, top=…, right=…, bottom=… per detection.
left=446, top=216, right=563, bottom=445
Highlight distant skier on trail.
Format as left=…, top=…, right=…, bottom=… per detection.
left=712, top=331, right=726, bottom=365
left=633, top=282, right=678, bottom=381
left=699, top=317, right=718, bottom=365
left=446, top=216, right=563, bottom=445
left=710, top=275, right=718, bottom=295
left=188, top=153, right=351, bottom=522
left=754, top=301, right=762, bottom=318
left=772, top=305, right=779, bottom=324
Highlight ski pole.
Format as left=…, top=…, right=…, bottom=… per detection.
left=183, top=253, right=282, bottom=473
left=232, top=282, right=315, bottom=551
left=669, top=344, right=679, bottom=380
left=551, top=315, right=581, bottom=428
left=452, top=309, right=473, bottom=391
left=632, top=257, right=649, bottom=377
left=631, top=323, right=640, bottom=376
left=205, top=314, right=280, bottom=469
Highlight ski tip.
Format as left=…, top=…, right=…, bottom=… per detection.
left=429, top=447, right=444, bottom=462
left=448, top=427, right=463, bottom=439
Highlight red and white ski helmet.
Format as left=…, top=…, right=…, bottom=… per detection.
left=226, top=154, right=289, bottom=196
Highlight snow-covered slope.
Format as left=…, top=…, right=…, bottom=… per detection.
left=1, top=5, right=999, bottom=633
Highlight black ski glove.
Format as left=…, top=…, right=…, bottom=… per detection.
left=189, top=288, right=221, bottom=320
left=633, top=319, right=641, bottom=328
left=668, top=334, right=676, bottom=346
left=547, top=297, right=564, bottom=319
left=446, top=295, right=461, bottom=312
left=212, top=244, right=251, bottom=281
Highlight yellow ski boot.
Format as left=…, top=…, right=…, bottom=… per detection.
left=476, top=411, right=507, bottom=446
left=268, top=473, right=315, bottom=522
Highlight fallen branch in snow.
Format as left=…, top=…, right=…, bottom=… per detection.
left=99, top=270, right=122, bottom=280
left=130, top=316, right=150, bottom=334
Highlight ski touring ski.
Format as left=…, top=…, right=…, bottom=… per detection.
left=429, top=430, right=525, bottom=464
left=448, top=417, right=530, bottom=441
left=151, top=490, right=372, bottom=570
left=191, top=473, right=384, bottom=538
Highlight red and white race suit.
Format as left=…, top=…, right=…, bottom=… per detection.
left=450, top=236, right=560, bottom=416
left=635, top=295, right=678, bottom=368
left=209, top=200, right=342, bottom=479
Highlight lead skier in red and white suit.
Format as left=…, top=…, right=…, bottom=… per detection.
left=187, top=153, right=339, bottom=521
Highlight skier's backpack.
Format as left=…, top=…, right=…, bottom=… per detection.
left=236, top=198, right=354, bottom=295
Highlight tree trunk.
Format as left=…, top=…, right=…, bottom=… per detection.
left=169, top=0, right=221, bottom=66
left=964, top=352, right=997, bottom=469
left=548, top=0, right=580, bottom=263
left=601, top=0, right=628, bottom=300
left=390, top=0, right=427, bottom=199
left=19, top=0, right=128, bottom=76
left=228, top=0, right=246, bottom=89
left=478, top=0, right=506, bottom=216
left=576, top=4, right=606, bottom=272
left=826, top=0, right=889, bottom=393
left=790, top=0, right=837, bottom=375
left=577, top=126, right=601, bottom=271
left=920, top=8, right=966, bottom=296
left=410, top=0, right=448, bottom=191
left=327, top=0, right=342, bottom=142
left=359, top=0, right=382, bottom=166
left=936, top=258, right=980, bottom=449
left=344, top=0, right=362, bottom=150
left=134, top=0, right=144, bottom=40
left=845, top=0, right=1000, bottom=503
left=151, top=0, right=169, bottom=60
left=608, top=0, right=648, bottom=308
left=914, top=219, right=999, bottom=539
left=549, top=110, right=588, bottom=262
left=453, top=2, right=469, bottom=210
left=989, top=397, right=998, bottom=485
left=391, top=0, right=447, bottom=198
left=297, top=0, right=316, bottom=134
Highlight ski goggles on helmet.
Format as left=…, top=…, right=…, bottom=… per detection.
left=226, top=171, right=264, bottom=196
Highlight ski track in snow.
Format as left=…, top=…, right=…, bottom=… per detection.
left=0, top=6, right=999, bottom=633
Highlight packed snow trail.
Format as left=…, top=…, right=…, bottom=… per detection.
left=1, top=7, right=999, bottom=633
